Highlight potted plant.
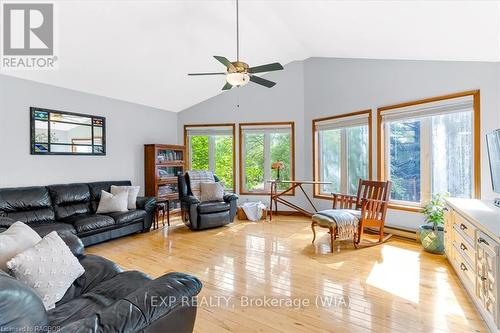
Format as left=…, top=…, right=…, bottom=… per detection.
left=419, top=193, right=447, bottom=254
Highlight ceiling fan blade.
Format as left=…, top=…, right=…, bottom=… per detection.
left=188, top=72, right=226, bottom=76
left=248, top=62, right=283, bottom=74
left=214, top=56, right=236, bottom=71
left=249, top=75, right=276, bottom=88
left=222, top=82, right=233, bottom=90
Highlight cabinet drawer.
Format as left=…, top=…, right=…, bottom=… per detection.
left=452, top=245, right=475, bottom=289
left=477, top=231, right=499, bottom=256
left=452, top=211, right=476, bottom=244
left=452, top=225, right=476, bottom=266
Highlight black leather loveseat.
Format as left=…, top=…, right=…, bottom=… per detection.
left=0, top=181, right=156, bottom=246
left=0, top=232, right=202, bottom=333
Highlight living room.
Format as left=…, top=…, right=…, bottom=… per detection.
left=1, top=1, right=499, bottom=332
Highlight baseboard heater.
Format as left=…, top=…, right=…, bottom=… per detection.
left=367, top=226, right=417, bottom=241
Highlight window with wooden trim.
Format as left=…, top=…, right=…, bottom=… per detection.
left=313, top=111, right=371, bottom=197
left=378, top=91, right=480, bottom=209
left=239, top=122, right=295, bottom=194
left=184, top=124, right=235, bottom=191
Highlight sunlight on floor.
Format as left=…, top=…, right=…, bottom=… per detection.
left=433, top=266, right=467, bottom=329
left=366, top=244, right=420, bottom=303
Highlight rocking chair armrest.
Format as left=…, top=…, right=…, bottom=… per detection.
left=331, top=193, right=358, bottom=209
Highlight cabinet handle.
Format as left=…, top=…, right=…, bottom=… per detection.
left=460, top=263, right=468, bottom=271
left=460, top=243, right=467, bottom=251
left=480, top=276, right=487, bottom=281
left=460, top=223, right=467, bottom=231
left=478, top=237, right=490, bottom=246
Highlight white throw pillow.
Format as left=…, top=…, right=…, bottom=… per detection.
left=0, top=222, right=41, bottom=272
left=110, top=185, right=140, bottom=210
left=6, top=231, right=85, bottom=310
left=96, top=190, right=129, bottom=214
left=200, top=182, right=224, bottom=202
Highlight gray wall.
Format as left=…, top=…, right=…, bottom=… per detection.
left=178, top=57, right=500, bottom=230
left=0, top=74, right=178, bottom=194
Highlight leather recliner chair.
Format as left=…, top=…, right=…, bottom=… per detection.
left=178, top=173, right=238, bottom=230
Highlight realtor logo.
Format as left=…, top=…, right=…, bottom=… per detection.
left=1, top=2, right=57, bottom=69
left=3, top=3, right=53, bottom=55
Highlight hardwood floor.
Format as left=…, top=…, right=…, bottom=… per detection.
left=87, top=216, right=488, bottom=333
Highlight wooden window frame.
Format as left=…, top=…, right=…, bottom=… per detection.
left=312, top=110, right=373, bottom=200
left=184, top=123, right=236, bottom=193
left=239, top=122, right=296, bottom=196
left=377, top=90, right=481, bottom=213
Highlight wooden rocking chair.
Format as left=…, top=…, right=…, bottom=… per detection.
left=311, top=179, right=392, bottom=251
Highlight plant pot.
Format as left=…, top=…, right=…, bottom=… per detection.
left=419, top=223, right=445, bottom=254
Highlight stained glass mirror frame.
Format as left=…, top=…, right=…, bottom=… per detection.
left=30, top=107, right=106, bottom=155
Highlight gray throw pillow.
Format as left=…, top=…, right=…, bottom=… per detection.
left=6, top=231, right=85, bottom=310
left=200, top=182, right=224, bottom=202
left=0, top=222, right=41, bottom=272
left=110, top=185, right=140, bottom=210
left=96, top=190, right=129, bottom=213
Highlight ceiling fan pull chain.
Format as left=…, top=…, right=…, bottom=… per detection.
left=236, top=0, right=239, bottom=61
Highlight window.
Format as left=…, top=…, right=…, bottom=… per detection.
left=313, top=111, right=371, bottom=197
left=378, top=91, right=480, bottom=210
left=239, top=122, right=295, bottom=194
left=184, top=124, right=235, bottom=191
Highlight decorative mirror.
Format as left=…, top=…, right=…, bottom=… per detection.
left=30, top=107, right=106, bottom=155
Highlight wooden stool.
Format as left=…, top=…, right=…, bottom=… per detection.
left=154, top=203, right=166, bottom=229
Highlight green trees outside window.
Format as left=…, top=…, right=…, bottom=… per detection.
left=317, top=124, right=369, bottom=196
left=189, top=134, right=234, bottom=190
left=386, top=110, right=473, bottom=204
left=244, top=132, right=292, bottom=192
left=190, top=136, right=209, bottom=170
left=242, top=124, right=294, bottom=193
left=388, top=121, right=421, bottom=202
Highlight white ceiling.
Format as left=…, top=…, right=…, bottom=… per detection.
left=2, top=0, right=499, bottom=112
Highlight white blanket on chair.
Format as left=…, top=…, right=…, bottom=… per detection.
left=188, top=171, right=215, bottom=199
left=314, top=209, right=361, bottom=240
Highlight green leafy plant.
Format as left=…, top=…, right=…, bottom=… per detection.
left=422, top=193, right=448, bottom=230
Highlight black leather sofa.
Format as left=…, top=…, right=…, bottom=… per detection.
left=0, top=181, right=156, bottom=246
left=178, top=173, right=238, bottom=230
left=0, top=232, right=202, bottom=333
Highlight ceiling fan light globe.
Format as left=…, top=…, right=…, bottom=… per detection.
left=226, top=72, right=250, bottom=87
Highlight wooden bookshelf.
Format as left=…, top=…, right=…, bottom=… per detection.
left=144, top=144, right=185, bottom=218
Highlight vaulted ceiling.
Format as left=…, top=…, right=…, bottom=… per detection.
left=2, top=1, right=499, bottom=112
